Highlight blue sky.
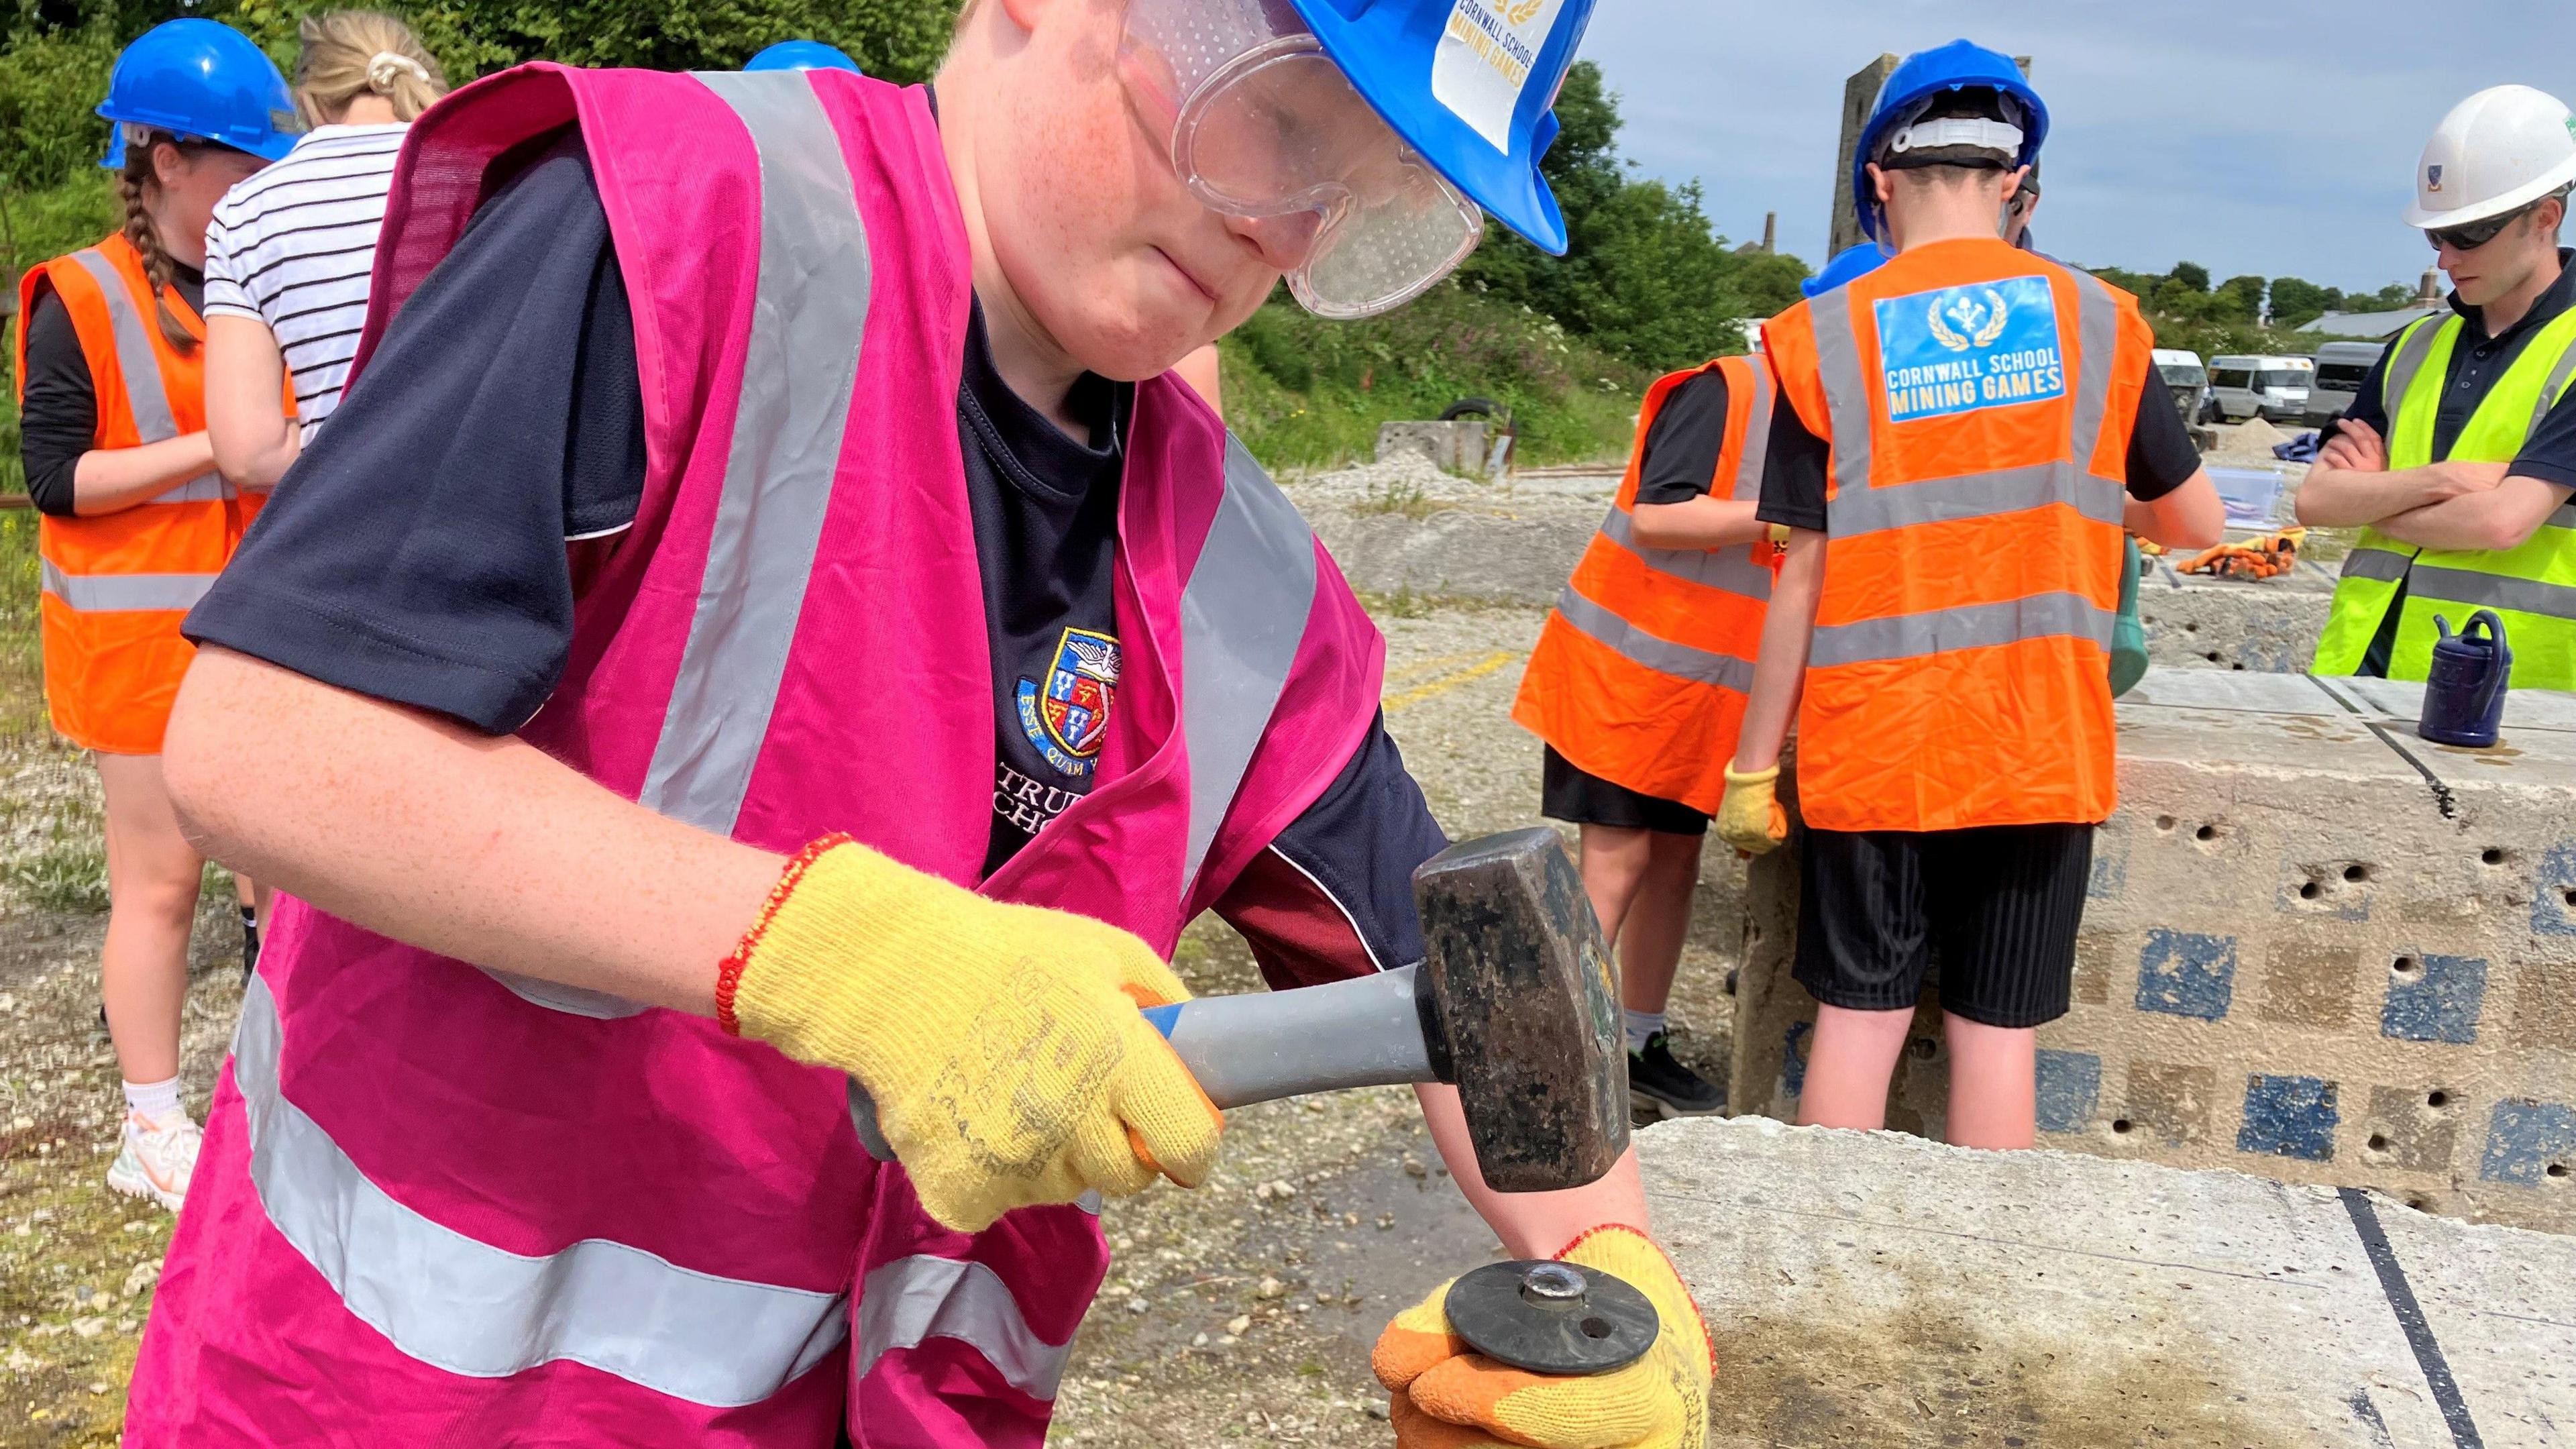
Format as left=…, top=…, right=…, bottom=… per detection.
left=1576, top=0, right=2574, bottom=293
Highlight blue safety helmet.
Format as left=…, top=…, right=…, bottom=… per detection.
left=1851, top=39, right=2046, bottom=243
left=746, top=40, right=863, bottom=74
left=1801, top=242, right=1892, bottom=299
left=1283, top=0, right=1597, bottom=256
left=97, top=19, right=301, bottom=170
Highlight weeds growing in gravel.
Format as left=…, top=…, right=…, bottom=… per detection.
left=4, top=836, right=109, bottom=915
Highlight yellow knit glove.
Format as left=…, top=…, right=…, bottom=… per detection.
left=1713, top=763, right=1786, bottom=857
left=1373, top=1226, right=1713, bottom=1449
left=719, top=837, right=1222, bottom=1233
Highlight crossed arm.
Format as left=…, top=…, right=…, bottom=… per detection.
left=2294, top=419, right=2567, bottom=552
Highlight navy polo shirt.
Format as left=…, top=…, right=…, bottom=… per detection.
left=2341, top=248, right=2576, bottom=490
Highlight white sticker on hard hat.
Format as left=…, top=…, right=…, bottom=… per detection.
left=1874, top=277, right=2065, bottom=424
left=1432, top=0, right=1566, bottom=154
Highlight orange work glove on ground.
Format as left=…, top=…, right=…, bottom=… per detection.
left=1373, top=1225, right=1713, bottom=1448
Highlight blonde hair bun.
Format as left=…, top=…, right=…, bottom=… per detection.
left=295, top=11, right=448, bottom=127
left=367, top=50, right=433, bottom=94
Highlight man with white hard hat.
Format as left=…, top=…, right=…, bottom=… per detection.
left=2306, top=84, right=2576, bottom=688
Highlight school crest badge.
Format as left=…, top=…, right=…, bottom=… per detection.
left=1016, top=627, right=1120, bottom=777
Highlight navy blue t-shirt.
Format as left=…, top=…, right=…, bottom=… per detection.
left=184, top=136, right=1442, bottom=983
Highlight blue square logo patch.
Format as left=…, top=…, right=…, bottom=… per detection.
left=1872, top=275, right=2067, bottom=423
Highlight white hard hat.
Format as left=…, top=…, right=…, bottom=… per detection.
left=2404, top=85, right=2576, bottom=229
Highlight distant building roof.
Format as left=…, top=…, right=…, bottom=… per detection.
left=2298, top=305, right=2445, bottom=340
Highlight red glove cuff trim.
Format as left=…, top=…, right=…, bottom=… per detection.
left=714, top=833, right=850, bottom=1036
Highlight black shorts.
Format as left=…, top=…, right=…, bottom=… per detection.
left=1794, top=822, right=2094, bottom=1028
left=1540, top=747, right=1709, bottom=837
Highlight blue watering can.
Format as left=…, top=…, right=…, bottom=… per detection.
left=2418, top=610, right=2511, bottom=748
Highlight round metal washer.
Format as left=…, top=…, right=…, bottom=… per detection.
left=1444, top=1259, right=1660, bottom=1375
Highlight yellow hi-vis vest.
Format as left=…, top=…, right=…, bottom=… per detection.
left=2314, top=305, right=2576, bottom=688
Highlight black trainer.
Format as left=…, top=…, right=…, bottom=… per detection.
left=1629, top=1032, right=1724, bottom=1120
left=241, top=907, right=261, bottom=981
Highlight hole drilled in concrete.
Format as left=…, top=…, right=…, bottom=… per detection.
left=2194, top=824, right=2218, bottom=843
left=2298, top=881, right=2322, bottom=901
left=2427, top=1090, right=2451, bottom=1109
left=2367, top=1134, right=2390, bottom=1152
left=2231, top=662, right=2246, bottom=671
left=2563, top=888, right=2576, bottom=909
left=2482, top=848, right=2508, bottom=866
left=2343, top=864, right=2370, bottom=883
left=2392, top=956, right=2421, bottom=977
left=2548, top=1163, right=2569, bottom=1180
left=2407, top=1196, right=2432, bottom=1212
left=2184, top=623, right=2200, bottom=634
left=2154, top=816, right=2177, bottom=832
left=2110, top=1119, right=2134, bottom=1135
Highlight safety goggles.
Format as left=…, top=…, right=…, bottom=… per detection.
left=2424, top=194, right=2551, bottom=253
left=1119, top=0, right=1485, bottom=319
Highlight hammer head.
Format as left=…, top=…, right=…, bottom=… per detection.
left=1412, top=828, right=1628, bottom=1193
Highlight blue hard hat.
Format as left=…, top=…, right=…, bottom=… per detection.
left=746, top=40, right=863, bottom=74
left=1801, top=242, right=1892, bottom=299
left=97, top=19, right=300, bottom=169
left=1283, top=0, right=1597, bottom=256
left=1852, top=39, right=2047, bottom=242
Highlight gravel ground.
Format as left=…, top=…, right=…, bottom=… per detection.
left=0, top=603, right=1748, bottom=1446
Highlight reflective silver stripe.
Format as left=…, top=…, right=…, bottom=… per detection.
left=2404, top=565, right=2576, bottom=621
left=232, top=974, right=848, bottom=1406
left=38, top=559, right=215, bottom=613
left=1730, top=364, right=1774, bottom=502
left=66, top=249, right=182, bottom=444
left=1809, top=290, right=1874, bottom=495
left=1179, top=436, right=1320, bottom=897
left=1554, top=584, right=1756, bottom=692
left=853, top=1254, right=1074, bottom=1401
left=2339, top=547, right=2413, bottom=584
left=2381, top=316, right=2449, bottom=424
left=2065, top=270, right=2119, bottom=468
left=148, top=472, right=232, bottom=504
left=1827, top=461, right=2124, bottom=538
left=641, top=70, right=871, bottom=839
left=2536, top=336, right=2576, bottom=435
left=1809, top=590, right=2114, bottom=668
left=1596, top=506, right=1773, bottom=600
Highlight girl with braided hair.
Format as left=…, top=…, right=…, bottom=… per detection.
left=10, top=19, right=297, bottom=1212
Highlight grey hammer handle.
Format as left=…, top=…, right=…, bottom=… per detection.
left=846, top=963, right=1440, bottom=1161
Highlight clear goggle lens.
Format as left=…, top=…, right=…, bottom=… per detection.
left=1121, top=0, right=1484, bottom=319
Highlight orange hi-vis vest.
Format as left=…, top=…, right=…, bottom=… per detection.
left=1513, top=355, right=1774, bottom=815
left=14, top=233, right=271, bottom=754
left=1762, top=237, right=2151, bottom=833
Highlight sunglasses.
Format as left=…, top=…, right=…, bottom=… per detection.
left=2426, top=198, right=2541, bottom=253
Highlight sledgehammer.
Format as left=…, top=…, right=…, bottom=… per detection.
left=849, top=827, right=1631, bottom=1193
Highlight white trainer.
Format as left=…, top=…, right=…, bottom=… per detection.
left=105, top=1110, right=203, bottom=1212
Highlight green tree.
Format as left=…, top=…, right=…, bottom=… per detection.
left=1459, top=61, right=1806, bottom=370
left=2168, top=260, right=2210, bottom=292
left=2213, top=274, right=2265, bottom=324
left=2267, top=276, right=2343, bottom=328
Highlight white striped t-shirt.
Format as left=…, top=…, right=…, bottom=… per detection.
left=203, top=123, right=408, bottom=441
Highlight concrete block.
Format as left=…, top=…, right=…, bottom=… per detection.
left=1641, top=1114, right=2576, bottom=1447
left=2135, top=556, right=2334, bottom=673
left=1309, top=507, right=1595, bottom=606
left=1375, top=420, right=1490, bottom=475
left=1727, top=672, right=2576, bottom=1232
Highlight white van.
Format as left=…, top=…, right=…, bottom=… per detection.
left=2151, top=349, right=2208, bottom=427
left=2306, top=341, right=2385, bottom=427
left=2207, top=354, right=2314, bottom=424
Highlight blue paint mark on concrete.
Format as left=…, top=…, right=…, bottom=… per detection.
left=2238, top=1074, right=2339, bottom=1161
left=2087, top=833, right=2128, bottom=902
left=1782, top=1020, right=1811, bottom=1098
left=2135, top=929, right=2237, bottom=1020
left=2380, top=954, right=2487, bottom=1044
left=2479, top=1099, right=2576, bottom=1185
left=2532, top=841, right=2576, bottom=936
left=2034, top=1051, right=2100, bottom=1134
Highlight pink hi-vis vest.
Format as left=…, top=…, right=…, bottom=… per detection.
left=129, top=64, right=1385, bottom=1448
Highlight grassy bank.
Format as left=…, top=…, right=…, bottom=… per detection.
left=1221, top=282, right=1650, bottom=471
